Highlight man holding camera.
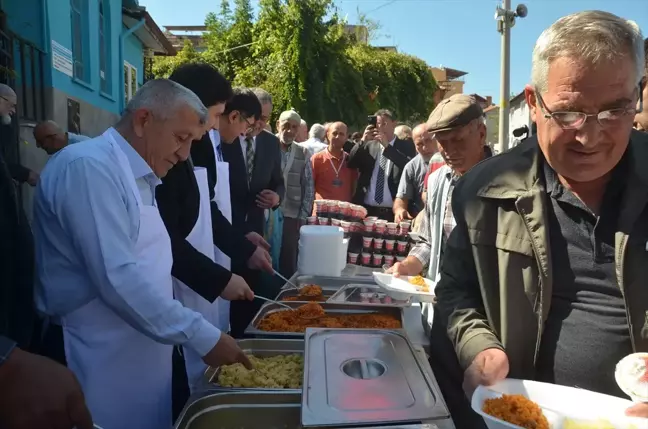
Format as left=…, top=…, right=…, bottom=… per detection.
left=347, top=109, right=416, bottom=221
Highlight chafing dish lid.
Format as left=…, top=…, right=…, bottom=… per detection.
left=302, top=328, right=448, bottom=427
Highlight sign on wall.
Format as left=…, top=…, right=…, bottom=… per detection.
left=52, top=40, right=73, bottom=77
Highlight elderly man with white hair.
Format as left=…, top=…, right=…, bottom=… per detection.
left=34, top=79, right=251, bottom=429
left=299, top=123, right=328, bottom=155
left=277, top=110, right=314, bottom=277
left=0, top=83, right=39, bottom=186
left=434, top=10, right=648, bottom=418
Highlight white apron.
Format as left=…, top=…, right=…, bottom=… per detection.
left=61, top=130, right=173, bottom=429
left=210, top=130, right=232, bottom=332
left=172, top=166, right=218, bottom=391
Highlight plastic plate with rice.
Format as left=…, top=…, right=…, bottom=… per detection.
left=472, top=379, right=648, bottom=429
left=372, top=272, right=436, bottom=303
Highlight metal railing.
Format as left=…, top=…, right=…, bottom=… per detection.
left=13, top=34, right=46, bottom=122
left=0, top=27, right=46, bottom=172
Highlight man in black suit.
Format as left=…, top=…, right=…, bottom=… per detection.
left=234, top=88, right=284, bottom=236
left=216, top=88, right=283, bottom=337
left=347, top=109, right=416, bottom=221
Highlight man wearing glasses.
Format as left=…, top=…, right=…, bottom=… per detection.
left=435, top=10, right=648, bottom=419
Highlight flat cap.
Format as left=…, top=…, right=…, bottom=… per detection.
left=427, top=94, right=483, bottom=133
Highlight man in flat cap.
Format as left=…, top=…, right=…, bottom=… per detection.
left=388, top=93, right=490, bottom=428
left=388, top=94, right=488, bottom=286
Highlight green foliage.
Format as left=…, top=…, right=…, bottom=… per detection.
left=152, top=39, right=201, bottom=78
left=153, top=0, right=437, bottom=130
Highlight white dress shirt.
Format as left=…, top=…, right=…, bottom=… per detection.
left=33, top=131, right=220, bottom=354
left=364, top=137, right=396, bottom=207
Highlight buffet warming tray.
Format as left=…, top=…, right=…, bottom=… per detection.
left=328, top=284, right=412, bottom=307
left=203, top=338, right=304, bottom=391
left=281, top=275, right=378, bottom=291
left=275, top=286, right=338, bottom=302
left=301, top=328, right=450, bottom=427
left=174, top=391, right=442, bottom=429
left=244, top=302, right=405, bottom=338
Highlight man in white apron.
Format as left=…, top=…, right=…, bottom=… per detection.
left=212, top=89, right=276, bottom=337
left=156, top=66, right=257, bottom=400
left=34, top=79, right=251, bottom=429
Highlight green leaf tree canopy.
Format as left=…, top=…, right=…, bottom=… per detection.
left=153, top=0, right=437, bottom=130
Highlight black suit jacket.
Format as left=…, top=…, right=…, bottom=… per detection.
left=156, top=157, right=232, bottom=303
left=222, top=131, right=285, bottom=236
left=0, top=153, right=35, bottom=348
left=189, top=133, right=258, bottom=261
left=156, top=133, right=257, bottom=303
left=347, top=138, right=416, bottom=205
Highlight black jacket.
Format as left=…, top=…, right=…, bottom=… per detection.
left=346, top=138, right=416, bottom=205
left=190, top=133, right=259, bottom=260
left=192, top=131, right=284, bottom=236
left=221, top=131, right=285, bottom=236
left=0, top=153, right=35, bottom=348
left=156, top=134, right=256, bottom=303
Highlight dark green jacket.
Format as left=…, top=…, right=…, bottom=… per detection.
left=436, top=131, right=648, bottom=378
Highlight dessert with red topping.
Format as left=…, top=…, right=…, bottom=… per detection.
left=615, top=353, right=648, bottom=402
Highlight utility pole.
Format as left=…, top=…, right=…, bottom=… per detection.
left=495, top=1, right=527, bottom=153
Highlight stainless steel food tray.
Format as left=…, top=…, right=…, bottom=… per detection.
left=275, top=286, right=338, bottom=302
left=203, top=338, right=304, bottom=391
left=301, top=328, right=450, bottom=427
left=281, top=275, right=378, bottom=291
left=174, top=391, right=444, bottom=429
left=328, top=284, right=411, bottom=307
left=244, top=302, right=405, bottom=338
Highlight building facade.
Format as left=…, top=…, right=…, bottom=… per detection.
left=430, top=66, right=466, bottom=105
left=1, top=0, right=173, bottom=219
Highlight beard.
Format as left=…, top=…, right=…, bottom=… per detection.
left=1, top=114, right=12, bottom=125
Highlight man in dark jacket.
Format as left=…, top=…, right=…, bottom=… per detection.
left=0, top=111, right=92, bottom=428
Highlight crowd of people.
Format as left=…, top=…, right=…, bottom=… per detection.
left=0, top=9, right=648, bottom=429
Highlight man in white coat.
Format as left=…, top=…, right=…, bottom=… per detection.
left=33, top=79, right=252, bottom=429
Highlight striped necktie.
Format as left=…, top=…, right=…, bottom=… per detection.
left=245, top=136, right=255, bottom=185
left=374, top=151, right=387, bottom=204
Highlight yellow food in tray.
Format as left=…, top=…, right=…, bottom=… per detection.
left=408, top=275, right=429, bottom=292
left=217, top=354, right=304, bottom=389
left=564, top=419, right=637, bottom=429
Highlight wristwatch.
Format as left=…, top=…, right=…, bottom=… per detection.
left=0, top=335, right=17, bottom=367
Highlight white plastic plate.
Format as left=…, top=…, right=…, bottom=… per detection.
left=371, top=272, right=436, bottom=303
left=471, top=379, right=648, bottom=429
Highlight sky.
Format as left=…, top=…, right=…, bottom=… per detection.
left=142, top=0, right=648, bottom=104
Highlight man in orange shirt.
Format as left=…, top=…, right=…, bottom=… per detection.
left=311, top=122, right=357, bottom=207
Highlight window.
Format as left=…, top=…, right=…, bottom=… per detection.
left=98, top=0, right=111, bottom=94
left=124, top=61, right=138, bottom=106
left=70, top=0, right=89, bottom=82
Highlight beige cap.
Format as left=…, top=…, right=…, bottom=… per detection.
left=427, top=94, right=483, bottom=133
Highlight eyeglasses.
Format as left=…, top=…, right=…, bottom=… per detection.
left=534, top=87, right=642, bottom=130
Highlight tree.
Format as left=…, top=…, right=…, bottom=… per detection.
left=152, top=39, right=201, bottom=78
left=153, top=0, right=437, bottom=130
